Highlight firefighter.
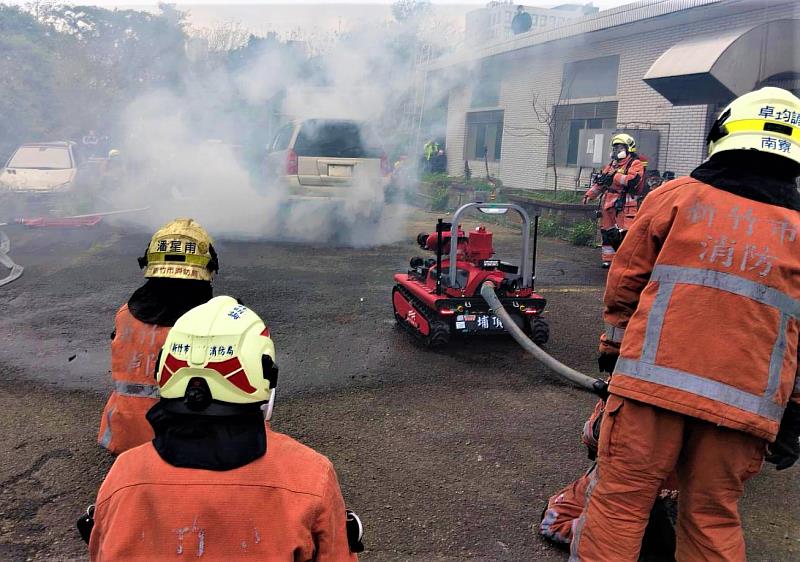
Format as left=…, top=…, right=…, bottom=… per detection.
left=582, top=134, right=646, bottom=267
left=97, top=218, right=217, bottom=455
left=571, top=86, right=800, bottom=561
left=86, top=296, right=361, bottom=560
left=539, top=400, right=678, bottom=555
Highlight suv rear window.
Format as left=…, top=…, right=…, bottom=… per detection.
left=271, top=124, right=293, bottom=151
left=294, top=120, right=382, bottom=158
left=8, top=146, right=72, bottom=169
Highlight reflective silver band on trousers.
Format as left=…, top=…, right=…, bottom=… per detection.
left=605, top=324, right=625, bottom=343
left=618, top=264, right=799, bottom=421
left=114, top=381, right=161, bottom=398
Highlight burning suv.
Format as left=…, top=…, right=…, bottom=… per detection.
left=265, top=119, right=391, bottom=216
left=0, top=142, right=80, bottom=194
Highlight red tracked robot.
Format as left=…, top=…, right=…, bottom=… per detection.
left=393, top=202, right=549, bottom=347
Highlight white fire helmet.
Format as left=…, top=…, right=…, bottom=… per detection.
left=707, top=86, right=800, bottom=165
left=156, top=296, right=278, bottom=416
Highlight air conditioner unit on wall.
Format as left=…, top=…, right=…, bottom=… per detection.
left=577, top=129, right=661, bottom=170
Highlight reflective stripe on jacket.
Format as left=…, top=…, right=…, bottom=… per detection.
left=97, top=305, right=169, bottom=454
left=605, top=176, right=800, bottom=440
left=89, top=429, right=357, bottom=561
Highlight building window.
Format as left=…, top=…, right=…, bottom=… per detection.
left=552, top=102, right=618, bottom=167
left=471, top=60, right=502, bottom=108
left=466, top=110, right=504, bottom=161
left=539, top=16, right=546, bottom=27
left=560, top=55, right=619, bottom=100
left=531, top=14, right=538, bottom=26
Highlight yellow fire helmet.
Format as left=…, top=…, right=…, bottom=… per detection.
left=610, top=133, right=637, bottom=153
left=707, top=86, right=800, bottom=165
left=156, top=296, right=278, bottom=416
left=140, top=218, right=218, bottom=282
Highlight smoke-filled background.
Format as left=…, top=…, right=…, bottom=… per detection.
left=0, top=0, right=465, bottom=244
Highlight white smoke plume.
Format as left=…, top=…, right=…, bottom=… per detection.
left=103, top=8, right=462, bottom=246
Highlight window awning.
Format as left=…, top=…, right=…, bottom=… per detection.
left=644, top=18, right=800, bottom=105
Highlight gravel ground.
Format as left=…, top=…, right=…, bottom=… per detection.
left=0, top=206, right=797, bottom=561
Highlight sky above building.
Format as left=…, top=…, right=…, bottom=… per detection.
left=4, top=0, right=629, bottom=5
left=2, top=1, right=633, bottom=36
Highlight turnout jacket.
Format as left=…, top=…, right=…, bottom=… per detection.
left=97, top=305, right=169, bottom=454
left=585, top=156, right=645, bottom=199
left=585, top=156, right=646, bottom=231
left=603, top=176, right=800, bottom=440
left=89, top=428, right=356, bottom=561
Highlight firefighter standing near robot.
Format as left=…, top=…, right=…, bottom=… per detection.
left=583, top=134, right=646, bottom=267
left=571, top=87, right=800, bottom=561
left=85, top=296, right=362, bottom=560
left=97, top=218, right=217, bottom=455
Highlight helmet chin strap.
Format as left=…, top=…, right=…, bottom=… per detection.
left=261, top=389, right=276, bottom=421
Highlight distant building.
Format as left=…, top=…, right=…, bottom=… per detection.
left=429, top=0, right=800, bottom=191
left=465, top=1, right=599, bottom=45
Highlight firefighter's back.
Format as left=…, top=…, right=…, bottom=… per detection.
left=90, top=430, right=344, bottom=561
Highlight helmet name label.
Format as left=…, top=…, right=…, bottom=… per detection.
left=168, top=343, right=236, bottom=357
left=155, top=239, right=200, bottom=254
left=228, top=305, right=248, bottom=320
left=761, top=136, right=792, bottom=153
left=209, top=345, right=235, bottom=357
left=170, top=343, right=191, bottom=353
left=150, top=265, right=202, bottom=279
left=759, top=105, right=800, bottom=125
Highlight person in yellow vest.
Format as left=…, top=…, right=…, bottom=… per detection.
left=97, top=218, right=218, bottom=455
left=87, top=296, right=362, bottom=560
left=572, top=87, right=800, bottom=560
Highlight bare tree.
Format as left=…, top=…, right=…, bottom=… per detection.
left=531, top=93, right=564, bottom=193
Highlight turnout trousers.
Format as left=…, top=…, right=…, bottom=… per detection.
left=570, top=395, right=765, bottom=562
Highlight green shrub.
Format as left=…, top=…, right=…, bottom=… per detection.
left=535, top=216, right=596, bottom=246
left=513, top=190, right=585, bottom=204
left=430, top=187, right=449, bottom=211
left=421, top=172, right=449, bottom=184
left=468, top=177, right=501, bottom=192
left=536, top=215, right=564, bottom=238
left=568, top=220, right=596, bottom=246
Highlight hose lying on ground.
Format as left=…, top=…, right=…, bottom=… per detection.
left=480, top=281, right=607, bottom=396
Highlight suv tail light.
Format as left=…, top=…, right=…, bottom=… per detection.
left=286, top=148, right=298, bottom=175
left=380, top=153, right=391, bottom=177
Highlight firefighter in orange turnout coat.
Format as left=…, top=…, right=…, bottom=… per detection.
left=571, top=87, right=800, bottom=561
left=86, top=296, right=363, bottom=560
left=97, top=219, right=217, bottom=454
left=583, top=134, right=646, bottom=267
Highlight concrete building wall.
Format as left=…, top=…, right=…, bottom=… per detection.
left=445, top=2, right=800, bottom=191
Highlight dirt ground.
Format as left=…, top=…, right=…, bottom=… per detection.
left=0, top=206, right=798, bottom=561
